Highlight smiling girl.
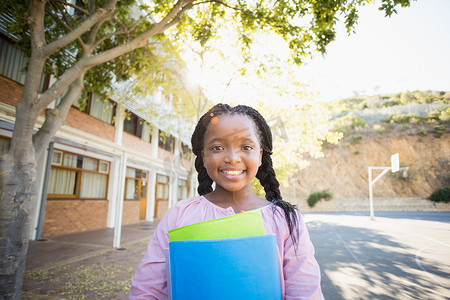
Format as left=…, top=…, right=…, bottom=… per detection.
left=130, top=104, right=323, bottom=299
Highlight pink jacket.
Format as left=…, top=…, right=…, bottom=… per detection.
left=130, top=196, right=324, bottom=299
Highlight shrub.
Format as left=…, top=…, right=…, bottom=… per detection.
left=418, top=128, right=428, bottom=137
left=400, top=124, right=410, bottom=131
left=433, top=125, right=446, bottom=138
left=439, top=108, right=450, bottom=122
left=349, top=134, right=363, bottom=144
left=373, top=124, right=386, bottom=133
left=307, top=190, right=333, bottom=208
left=429, top=186, right=450, bottom=203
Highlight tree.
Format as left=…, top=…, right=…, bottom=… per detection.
left=0, top=0, right=412, bottom=297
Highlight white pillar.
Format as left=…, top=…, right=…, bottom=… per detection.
left=107, top=155, right=121, bottom=228
left=115, top=104, right=124, bottom=146
left=146, top=170, right=156, bottom=221
left=171, top=173, right=179, bottom=206
left=152, top=126, right=159, bottom=159
left=113, top=152, right=127, bottom=249
left=174, top=139, right=181, bottom=167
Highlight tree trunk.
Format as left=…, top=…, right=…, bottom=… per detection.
left=0, top=152, right=37, bottom=299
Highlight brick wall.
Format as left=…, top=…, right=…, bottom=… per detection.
left=123, top=200, right=140, bottom=225
left=0, top=75, right=23, bottom=107
left=65, top=107, right=115, bottom=142
left=122, top=132, right=153, bottom=156
left=42, top=200, right=108, bottom=237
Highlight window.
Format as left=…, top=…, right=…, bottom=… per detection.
left=88, top=93, right=115, bottom=124
left=73, top=92, right=115, bottom=124
left=181, top=143, right=191, bottom=160
left=52, top=150, right=63, bottom=165
left=155, top=174, right=169, bottom=201
left=159, top=130, right=174, bottom=153
left=125, top=167, right=148, bottom=200
left=0, top=37, right=47, bottom=90
left=124, top=111, right=152, bottom=142
left=177, top=179, right=188, bottom=201
left=47, top=151, right=110, bottom=199
left=0, top=37, right=26, bottom=84
left=124, top=113, right=138, bottom=134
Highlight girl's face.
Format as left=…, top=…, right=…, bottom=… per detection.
left=201, top=114, right=263, bottom=194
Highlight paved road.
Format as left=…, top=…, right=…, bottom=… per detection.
left=304, top=212, right=450, bottom=300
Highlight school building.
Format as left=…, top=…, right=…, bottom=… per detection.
left=0, top=30, right=196, bottom=240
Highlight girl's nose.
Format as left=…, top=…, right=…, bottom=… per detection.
left=224, top=149, right=241, bottom=164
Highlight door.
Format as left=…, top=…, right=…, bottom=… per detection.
left=125, top=168, right=148, bottom=220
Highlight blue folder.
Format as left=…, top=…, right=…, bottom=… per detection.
left=168, top=234, right=281, bottom=300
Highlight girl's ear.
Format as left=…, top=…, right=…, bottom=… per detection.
left=201, top=150, right=205, bottom=163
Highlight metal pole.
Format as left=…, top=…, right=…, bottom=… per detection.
left=36, top=142, right=54, bottom=240
left=368, top=167, right=374, bottom=221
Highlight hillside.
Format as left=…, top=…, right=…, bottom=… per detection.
left=280, top=91, right=450, bottom=212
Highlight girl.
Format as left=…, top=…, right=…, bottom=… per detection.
left=130, top=104, right=323, bottom=299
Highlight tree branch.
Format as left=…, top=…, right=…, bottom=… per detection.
left=83, top=0, right=195, bottom=67
left=162, top=2, right=194, bottom=32
left=41, top=0, right=118, bottom=58
left=45, top=6, right=72, bottom=31
left=48, top=0, right=75, bottom=30
left=46, top=7, right=89, bottom=54
left=33, top=76, right=84, bottom=156
left=51, top=0, right=90, bottom=16
left=35, top=0, right=197, bottom=113
left=195, top=0, right=251, bottom=14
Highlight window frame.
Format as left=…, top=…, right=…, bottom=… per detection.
left=72, top=92, right=116, bottom=125
left=158, top=130, right=175, bottom=153
left=48, top=150, right=110, bottom=200
left=177, top=179, right=188, bottom=201
left=124, top=167, right=149, bottom=201
left=123, top=111, right=153, bottom=143
left=155, top=174, right=170, bottom=201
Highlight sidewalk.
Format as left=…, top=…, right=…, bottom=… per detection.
left=23, top=221, right=159, bottom=299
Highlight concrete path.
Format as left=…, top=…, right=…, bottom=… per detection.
left=305, top=212, right=450, bottom=299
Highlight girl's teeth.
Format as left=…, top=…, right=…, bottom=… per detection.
left=223, top=170, right=243, bottom=175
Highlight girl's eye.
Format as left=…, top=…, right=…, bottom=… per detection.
left=242, top=145, right=253, bottom=151
left=211, top=145, right=224, bottom=151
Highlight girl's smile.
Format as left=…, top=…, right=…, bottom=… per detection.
left=201, top=114, right=263, bottom=197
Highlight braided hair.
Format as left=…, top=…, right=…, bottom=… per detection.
left=191, top=103, right=299, bottom=246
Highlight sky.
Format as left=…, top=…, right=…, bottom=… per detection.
left=297, top=0, right=450, bottom=102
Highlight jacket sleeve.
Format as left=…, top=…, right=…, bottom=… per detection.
left=283, top=212, right=324, bottom=300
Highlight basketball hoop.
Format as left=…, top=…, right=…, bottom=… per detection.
left=368, top=153, right=408, bottom=220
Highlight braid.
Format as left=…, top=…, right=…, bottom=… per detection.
left=257, top=152, right=299, bottom=247
left=195, top=155, right=213, bottom=195
left=191, top=103, right=300, bottom=246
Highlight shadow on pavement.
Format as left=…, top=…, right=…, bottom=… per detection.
left=307, top=217, right=449, bottom=300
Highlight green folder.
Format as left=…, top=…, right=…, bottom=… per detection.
left=168, top=209, right=265, bottom=241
